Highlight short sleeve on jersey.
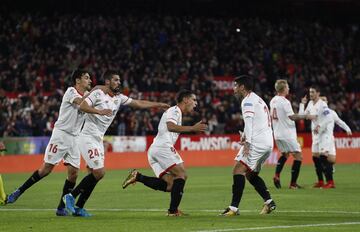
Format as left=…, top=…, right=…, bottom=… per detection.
left=284, top=100, right=295, bottom=117
left=119, top=94, right=133, bottom=105
left=67, top=87, right=83, bottom=104
left=85, top=89, right=102, bottom=107
left=242, top=102, right=255, bottom=118
left=166, top=107, right=180, bottom=124
left=322, top=108, right=331, bottom=117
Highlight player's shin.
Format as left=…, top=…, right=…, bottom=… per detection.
left=57, top=179, right=76, bottom=209
left=19, top=170, right=44, bottom=193
left=76, top=180, right=98, bottom=208
left=138, top=174, right=167, bottom=192
left=230, top=174, right=245, bottom=208
left=168, top=178, right=185, bottom=213
left=247, top=173, right=271, bottom=201
left=290, top=160, right=302, bottom=184
left=312, top=156, right=324, bottom=182
left=70, top=173, right=97, bottom=198
left=275, top=156, right=287, bottom=177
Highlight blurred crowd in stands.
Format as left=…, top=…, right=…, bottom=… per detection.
left=0, top=14, right=359, bottom=136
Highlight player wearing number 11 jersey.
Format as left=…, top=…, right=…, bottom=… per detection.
left=220, top=75, right=276, bottom=216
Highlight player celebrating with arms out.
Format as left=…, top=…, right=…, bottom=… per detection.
left=6, top=70, right=110, bottom=216
left=63, top=70, right=170, bottom=217
left=220, top=75, right=276, bottom=216
left=299, top=86, right=328, bottom=188
left=313, top=96, right=352, bottom=188
left=122, top=89, right=207, bottom=216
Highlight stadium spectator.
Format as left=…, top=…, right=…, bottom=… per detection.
left=0, top=15, right=359, bottom=136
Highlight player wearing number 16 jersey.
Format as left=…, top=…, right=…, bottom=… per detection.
left=63, top=70, right=170, bottom=217
left=270, top=80, right=308, bottom=190
left=220, top=75, right=276, bottom=216
left=6, top=69, right=101, bottom=216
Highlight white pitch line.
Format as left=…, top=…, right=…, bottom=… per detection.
left=194, top=222, right=360, bottom=232
left=0, top=208, right=359, bottom=214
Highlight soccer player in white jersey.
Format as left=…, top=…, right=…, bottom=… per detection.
left=63, top=70, right=170, bottom=217
left=6, top=69, right=110, bottom=216
left=220, top=75, right=276, bottom=216
left=313, top=96, right=352, bottom=188
left=270, top=80, right=309, bottom=189
left=121, top=89, right=207, bottom=216
left=299, top=86, right=328, bottom=188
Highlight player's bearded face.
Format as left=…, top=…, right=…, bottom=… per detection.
left=110, top=76, right=121, bottom=94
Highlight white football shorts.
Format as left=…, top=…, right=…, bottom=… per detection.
left=319, top=133, right=336, bottom=156
left=311, top=132, right=320, bottom=153
left=78, top=134, right=105, bottom=170
left=235, top=144, right=273, bottom=172
left=148, top=145, right=184, bottom=178
left=275, top=139, right=301, bottom=153
left=44, top=128, right=80, bottom=168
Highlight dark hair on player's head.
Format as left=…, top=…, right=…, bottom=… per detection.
left=176, top=89, right=194, bottom=103
left=234, top=75, right=254, bottom=91
left=102, top=70, right=118, bottom=81
left=71, top=69, right=89, bottom=85
left=310, top=85, right=321, bottom=93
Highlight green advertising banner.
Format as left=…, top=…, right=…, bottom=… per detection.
left=1, top=137, right=50, bottom=155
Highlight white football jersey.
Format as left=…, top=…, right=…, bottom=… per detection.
left=54, top=87, right=87, bottom=136
left=270, top=95, right=297, bottom=140
left=152, top=105, right=182, bottom=147
left=241, top=92, right=273, bottom=146
left=81, top=89, right=132, bottom=139
left=301, top=99, right=328, bottom=131
left=318, top=108, right=351, bottom=136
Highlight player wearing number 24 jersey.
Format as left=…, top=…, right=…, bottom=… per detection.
left=6, top=69, right=103, bottom=216
left=63, top=70, right=170, bottom=217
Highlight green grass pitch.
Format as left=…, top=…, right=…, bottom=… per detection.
left=1, top=164, right=360, bottom=232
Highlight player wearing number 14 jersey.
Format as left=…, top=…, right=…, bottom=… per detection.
left=6, top=69, right=102, bottom=216
left=270, top=80, right=308, bottom=190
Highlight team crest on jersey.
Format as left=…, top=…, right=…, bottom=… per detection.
left=114, top=100, right=119, bottom=105
left=95, top=92, right=100, bottom=98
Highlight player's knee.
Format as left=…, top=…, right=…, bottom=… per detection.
left=282, top=153, right=290, bottom=159
left=67, top=169, right=78, bottom=182
left=293, top=152, right=302, bottom=161
left=233, top=162, right=247, bottom=175
left=92, top=169, right=105, bottom=180
left=312, top=153, right=320, bottom=158
left=327, top=156, right=336, bottom=164
left=38, top=163, right=54, bottom=177
left=174, top=172, right=186, bottom=180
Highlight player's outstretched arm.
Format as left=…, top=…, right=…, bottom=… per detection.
left=288, top=114, right=316, bottom=121
left=79, top=100, right=112, bottom=116
left=167, top=121, right=207, bottom=133
left=128, top=100, right=170, bottom=110
left=72, top=85, right=107, bottom=105
left=334, top=112, right=352, bottom=135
